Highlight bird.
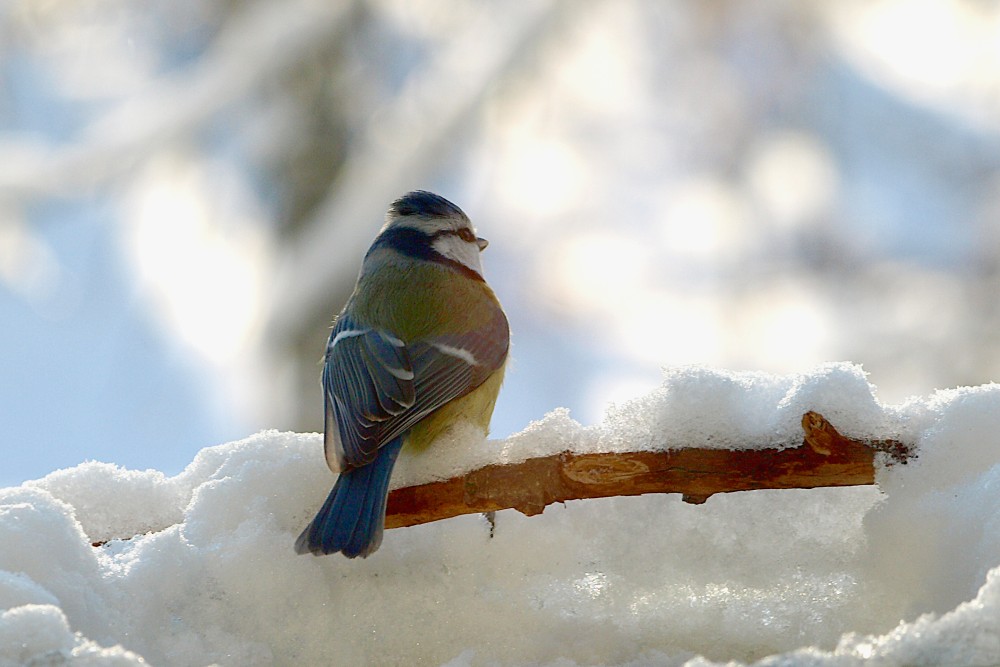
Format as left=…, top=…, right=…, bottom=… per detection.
left=295, top=190, right=509, bottom=558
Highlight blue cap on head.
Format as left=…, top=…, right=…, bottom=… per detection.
left=391, top=191, right=467, bottom=220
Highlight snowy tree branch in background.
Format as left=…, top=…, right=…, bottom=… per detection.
left=384, top=412, right=912, bottom=529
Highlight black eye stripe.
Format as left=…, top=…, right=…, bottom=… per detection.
left=370, top=226, right=485, bottom=282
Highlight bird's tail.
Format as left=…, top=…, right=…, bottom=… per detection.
left=294, top=436, right=404, bottom=558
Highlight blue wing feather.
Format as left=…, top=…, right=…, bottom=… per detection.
left=324, top=308, right=508, bottom=468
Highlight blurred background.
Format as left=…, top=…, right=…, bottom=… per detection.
left=2, top=0, right=1000, bottom=487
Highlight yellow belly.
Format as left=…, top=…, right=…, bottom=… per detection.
left=404, top=364, right=506, bottom=452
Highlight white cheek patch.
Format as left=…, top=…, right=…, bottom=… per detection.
left=432, top=235, right=484, bottom=276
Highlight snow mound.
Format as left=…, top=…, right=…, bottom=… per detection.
left=3, top=363, right=999, bottom=666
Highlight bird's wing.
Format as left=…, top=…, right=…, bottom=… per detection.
left=321, top=314, right=415, bottom=471
left=323, top=309, right=509, bottom=470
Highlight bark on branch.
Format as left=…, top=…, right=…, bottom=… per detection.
left=384, top=412, right=911, bottom=529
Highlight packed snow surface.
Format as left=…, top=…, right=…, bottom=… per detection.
left=3, top=363, right=1000, bottom=666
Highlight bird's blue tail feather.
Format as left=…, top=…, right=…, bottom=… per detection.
left=295, top=436, right=404, bottom=558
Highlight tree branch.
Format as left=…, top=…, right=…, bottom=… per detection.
left=384, top=412, right=911, bottom=529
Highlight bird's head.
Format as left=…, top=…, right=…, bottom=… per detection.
left=373, top=190, right=488, bottom=280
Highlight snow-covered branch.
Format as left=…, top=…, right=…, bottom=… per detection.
left=14, top=366, right=1000, bottom=666
left=385, top=412, right=911, bottom=529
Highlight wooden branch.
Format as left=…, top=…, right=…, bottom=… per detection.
left=384, top=412, right=911, bottom=529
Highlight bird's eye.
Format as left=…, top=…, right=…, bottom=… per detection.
left=457, top=228, right=477, bottom=243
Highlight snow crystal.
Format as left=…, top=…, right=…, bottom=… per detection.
left=2, top=364, right=1000, bottom=666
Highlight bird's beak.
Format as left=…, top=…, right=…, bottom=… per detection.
left=477, top=237, right=489, bottom=251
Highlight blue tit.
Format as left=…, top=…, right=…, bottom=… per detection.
left=295, top=190, right=509, bottom=558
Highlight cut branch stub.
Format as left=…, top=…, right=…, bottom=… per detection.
left=384, top=411, right=911, bottom=529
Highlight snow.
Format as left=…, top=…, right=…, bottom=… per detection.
left=3, top=363, right=1000, bottom=666
left=396, top=363, right=905, bottom=488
